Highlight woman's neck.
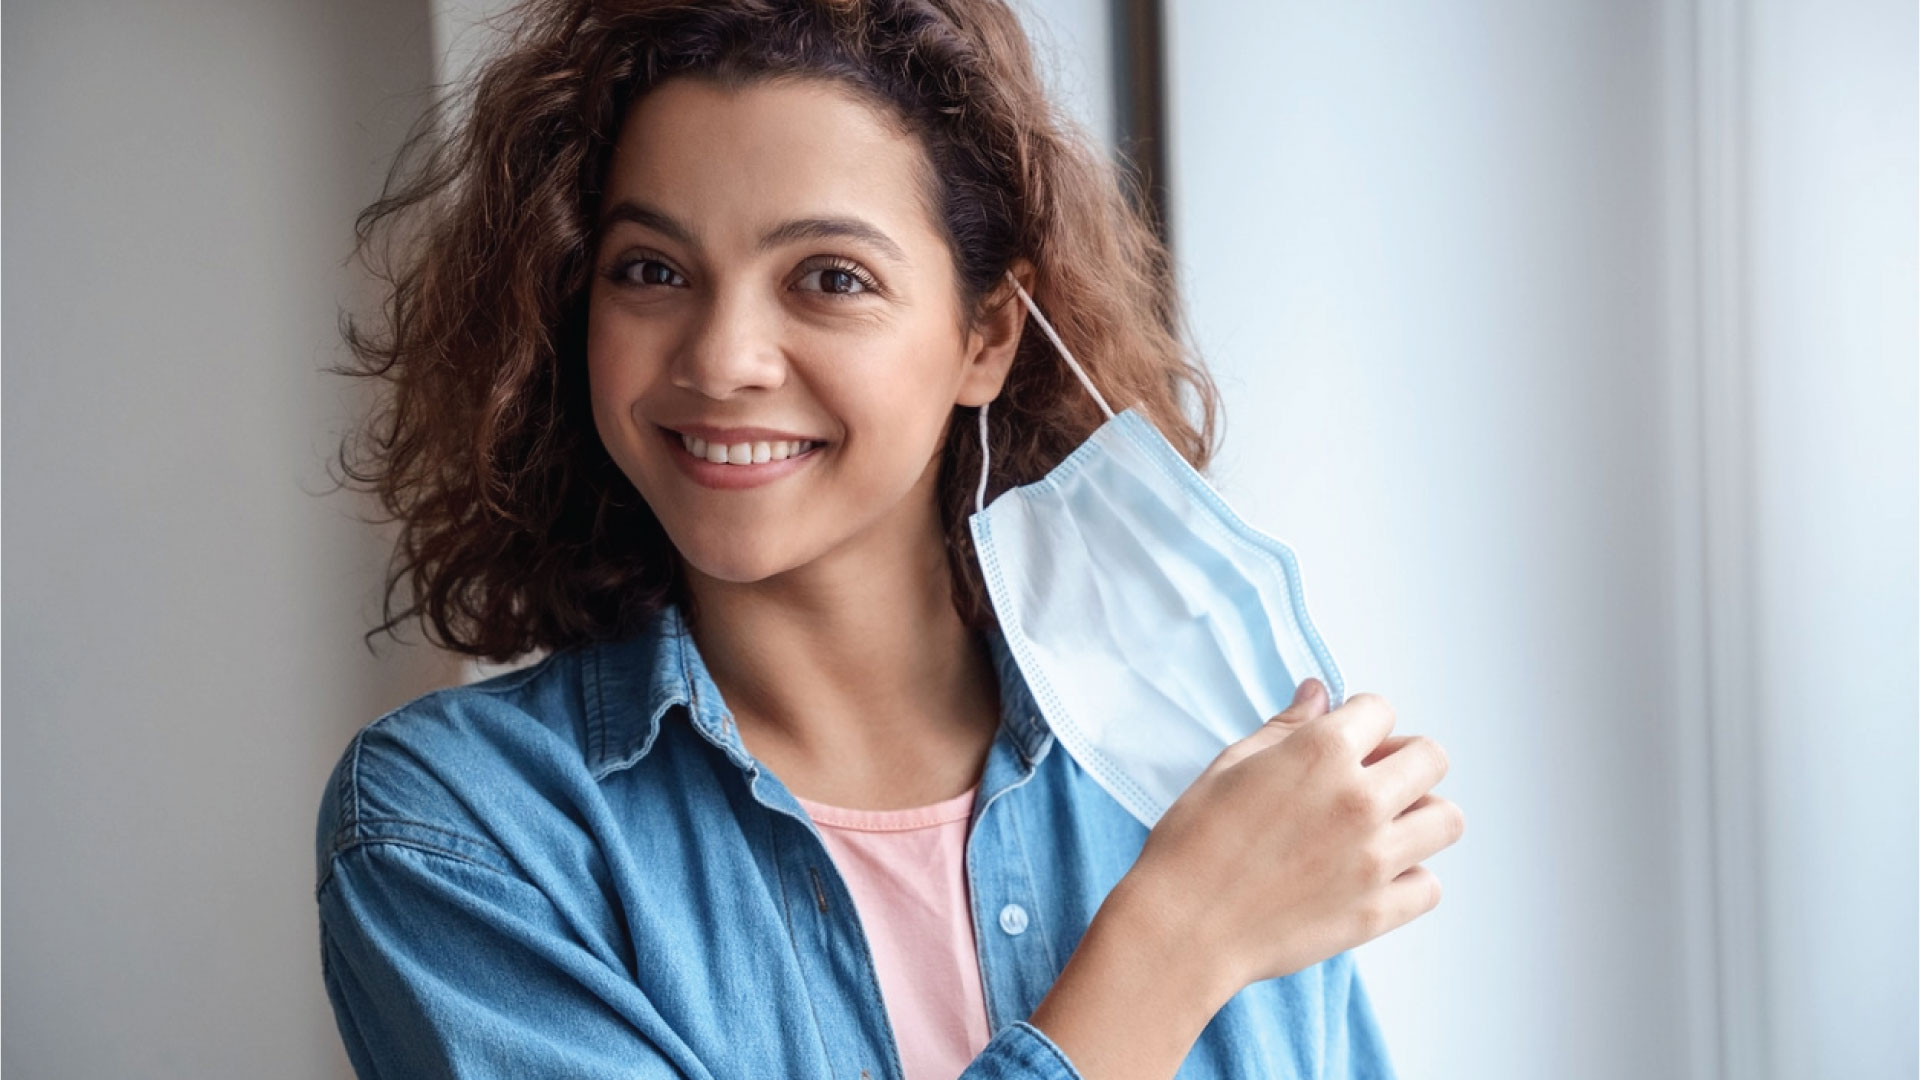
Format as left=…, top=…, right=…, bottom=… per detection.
left=679, top=494, right=1002, bottom=810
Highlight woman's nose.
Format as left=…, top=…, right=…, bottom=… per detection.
left=670, top=289, right=788, bottom=401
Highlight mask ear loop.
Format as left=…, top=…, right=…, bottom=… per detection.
left=1006, top=271, right=1115, bottom=420
left=975, top=403, right=993, bottom=514
left=975, top=270, right=1118, bottom=514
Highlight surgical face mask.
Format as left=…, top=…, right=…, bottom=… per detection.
left=968, top=270, right=1346, bottom=828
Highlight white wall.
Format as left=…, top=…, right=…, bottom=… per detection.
left=1166, top=1, right=1916, bottom=1078
left=3, top=2, right=456, bottom=1077
left=1011, top=0, right=1115, bottom=156
left=1745, top=2, right=1917, bottom=1075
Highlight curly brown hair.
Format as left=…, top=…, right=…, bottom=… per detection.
left=339, top=0, right=1220, bottom=664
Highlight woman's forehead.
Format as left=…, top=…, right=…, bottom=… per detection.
left=600, top=76, right=945, bottom=258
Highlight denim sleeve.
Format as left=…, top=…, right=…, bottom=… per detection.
left=319, top=835, right=1092, bottom=1080
left=317, top=840, right=691, bottom=1079
left=957, top=1021, right=1086, bottom=1079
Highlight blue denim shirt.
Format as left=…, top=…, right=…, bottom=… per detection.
left=315, top=604, right=1397, bottom=1078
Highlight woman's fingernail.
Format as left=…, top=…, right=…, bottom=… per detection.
left=1293, top=678, right=1319, bottom=706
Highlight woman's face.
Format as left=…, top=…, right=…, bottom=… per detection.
left=587, top=76, right=1019, bottom=586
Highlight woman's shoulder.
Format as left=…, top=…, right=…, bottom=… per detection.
left=312, top=647, right=598, bottom=888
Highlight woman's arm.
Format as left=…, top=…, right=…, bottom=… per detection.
left=1017, top=682, right=1452, bottom=1080
left=1014, top=874, right=1239, bottom=1080
left=319, top=836, right=1092, bottom=1080
left=318, top=841, right=700, bottom=1080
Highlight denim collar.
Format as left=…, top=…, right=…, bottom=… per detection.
left=582, top=604, right=1052, bottom=781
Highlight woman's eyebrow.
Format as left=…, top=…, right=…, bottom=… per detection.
left=599, top=200, right=908, bottom=266
left=757, top=216, right=908, bottom=266
left=599, top=200, right=695, bottom=246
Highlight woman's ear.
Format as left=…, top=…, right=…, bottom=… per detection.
left=955, top=259, right=1035, bottom=408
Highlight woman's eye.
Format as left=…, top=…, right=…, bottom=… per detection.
left=613, top=258, right=685, bottom=288
left=796, top=264, right=876, bottom=296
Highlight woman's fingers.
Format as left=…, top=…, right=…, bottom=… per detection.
left=1304, top=692, right=1398, bottom=765
left=1395, top=792, right=1440, bottom=820
left=1363, top=733, right=1450, bottom=814
left=1381, top=864, right=1445, bottom=926
left=1381, top=794, right=1466, bottom=874
left=1361, top=733, right=1411, bottom=768
left=1348, top=864, right=1445, bottom=945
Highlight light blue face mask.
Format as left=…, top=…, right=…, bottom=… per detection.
left=968, top=270, right=1347, bottom=828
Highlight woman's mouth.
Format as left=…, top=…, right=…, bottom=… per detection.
left=658, top=425, right=826, bottom=491
left=675, top=431, right=824, bottom=465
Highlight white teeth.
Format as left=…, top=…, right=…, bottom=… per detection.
left=679, top=431, right=819, bottom=465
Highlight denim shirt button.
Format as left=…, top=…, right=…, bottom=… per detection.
left=998, top=903, right=1029, bottom=936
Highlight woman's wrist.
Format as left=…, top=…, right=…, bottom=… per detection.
left=1026, top=873, right=1242, bottom=1080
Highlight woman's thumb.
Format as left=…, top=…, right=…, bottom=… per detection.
left=1260, top=677, right=1330, bottom=738
left=1290, top=677, right=1324, bottom=709
left=1205, top=679, right=1330, bottom=776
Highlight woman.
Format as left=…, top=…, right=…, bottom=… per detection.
left=317, top=1, right=1462, bottom=1077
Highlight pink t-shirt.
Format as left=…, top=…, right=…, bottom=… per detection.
left=793, top=784, right=991, bottom=1080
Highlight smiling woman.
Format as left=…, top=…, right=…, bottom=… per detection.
left=585, top=76, right=1028, bottom=587
left=318, top=2, right=1444, bottom=1078
left=337, top=0, right=1211, bottom=663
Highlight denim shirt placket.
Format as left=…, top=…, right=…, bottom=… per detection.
left=669, top=614, right=1057, bottom=1080
left=962, top=717, right=1057, bottom=1036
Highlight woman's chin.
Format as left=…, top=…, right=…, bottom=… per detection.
left=675, top=538, right=811, bottom=588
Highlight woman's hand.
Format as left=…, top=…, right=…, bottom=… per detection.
left=1026, top=683, right=1462, bottom=1079
left=1119, top=680, right=1464, bottom=993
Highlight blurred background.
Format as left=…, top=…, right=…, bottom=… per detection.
left=4, top=0, right=1914, bottom=1077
